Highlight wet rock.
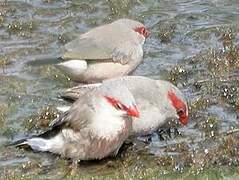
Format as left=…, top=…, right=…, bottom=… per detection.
left=168, top=65, right=189, bottom=86
left=157, top=23, right=176, bottom=43
left=199, top=116, right=219, bottom=138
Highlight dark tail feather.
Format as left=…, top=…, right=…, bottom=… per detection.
left=26, top=56, right=62, bottom=66
left=61, top=93, right=78, bottom=102
left=6, top=138, right=33, bottom=151
left=7, top=126, right=61, bottom=149
left=38, top=126, right=61, bottom=139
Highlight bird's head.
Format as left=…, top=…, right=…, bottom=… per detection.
left=100, top=83, right=139, bottom=118
left=167, top=88, right=188, bottom=126
left=134, top=26, right=150, bottom=39
left=114, top=18, right=150, bottom=39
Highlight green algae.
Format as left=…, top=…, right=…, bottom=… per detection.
left=7, top=20, right=36, bottom=38
left=0, top=103, right=7, bottom=130
left=23, top=106, right=59, bottom=132
left=157, top=23, right=176, bottom=43
left=0, top=0, right=239, bottom=179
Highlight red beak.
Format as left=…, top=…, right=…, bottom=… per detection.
left=145, top=29, right=150, bottom=38
left=127, top=105, right=140, bottom=118
left=180, top=115, right=188, bottom=125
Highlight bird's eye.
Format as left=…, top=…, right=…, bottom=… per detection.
left=115, top=102, right=129, bottom=112
left=141, top=27, right=145, bottom=34
left=134, top=27, right=147, bottom=37
left=177, top=109, right=184, bottom=116
left=115, top=103, right=123, bottom=110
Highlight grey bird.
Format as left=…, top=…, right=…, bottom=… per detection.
left=60, top=76, right=188, bottom=136
left=14, top=82, right=139, bottom=168
left=56, top=19, right=149, bottom=83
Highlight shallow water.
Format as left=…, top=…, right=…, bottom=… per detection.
left=0, top=0, right=239, bottom=179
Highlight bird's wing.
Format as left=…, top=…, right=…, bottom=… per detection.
left=62, top=24, right=141, bottom=65
left=62, top=37, right=113, bottom=60
left=49, top=94, right=95, bottom=130
left=49, top=111, right=70, bottom=129
left=62, top=83, right=102, bottom=102
left=61, top=76, right=148, bottom=102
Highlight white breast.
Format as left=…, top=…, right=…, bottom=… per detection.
left=90, top=100, right=125, bottom=140
left=132, top=106, right=166, bottom=135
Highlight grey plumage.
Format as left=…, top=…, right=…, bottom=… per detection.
left=15, top=84, right=138, bottom=161
left=62, top=19, right=145, bottom=61
left=57, top=19, right=148, bottom=83
left=61, top=76, right=188, bottom=136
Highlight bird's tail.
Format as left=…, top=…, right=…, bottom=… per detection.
left=55, top=59, right=88, bottom=80
left=26, top=56, right=62, bottom=66
left=10, top=131, right=64, bottom=153
left=8, top=138, right=31, bottom=149
left=57, top=106, right=71, bottom=112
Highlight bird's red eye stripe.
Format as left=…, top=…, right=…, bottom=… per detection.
left=104, top=96, right=127, bottom=111
left=134, top=26, right=150, bottom=38
left=104, top=96, right=139, bottom=118
left=104, top=96, right=118, bottom=107
left=167, top=90, right=188, bottom=125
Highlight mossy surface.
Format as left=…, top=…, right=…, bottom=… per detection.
left=0, top=0, right=239, bottom=179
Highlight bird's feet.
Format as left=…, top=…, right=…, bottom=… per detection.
left=65, top=160, right=79, bottom=176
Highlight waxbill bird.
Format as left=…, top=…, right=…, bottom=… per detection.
left=13, top=83, right=139, bottom=165
left=56, top=19, right=149, bottom=83
left=60, top=76, right=189, bottom=136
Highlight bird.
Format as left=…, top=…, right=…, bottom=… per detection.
left=13, top=82, right=140, bottom=170
left=56, top=18, right=149, bottom=83
left=60, top=76, right=188, bottom=137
